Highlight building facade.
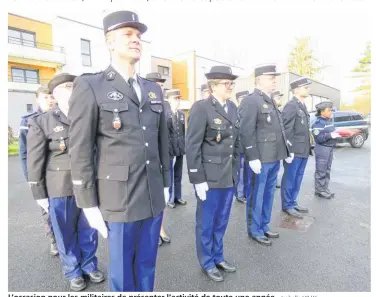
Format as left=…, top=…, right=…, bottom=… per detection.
left=234, top=72, right=341, bottom=111
left=8, top=13, right=66, bottom=136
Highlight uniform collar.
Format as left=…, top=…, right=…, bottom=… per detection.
left=111, top=64, right=138, bottom=85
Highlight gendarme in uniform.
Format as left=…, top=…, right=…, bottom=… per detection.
left=68, top=11, right=170, bottom=292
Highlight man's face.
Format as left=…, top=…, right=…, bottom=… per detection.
left=258, top=75, right=277, bottom=94
left=273, top=95, right=282, bottom=107
left=106, top=27, right=142, bottom=63
left=321, top=108, right=333, bottom=119
left=202, top=90, right=210, bottom=99
left=53, top=82, right=73, bottom=112
left=212, top=80, right=235, bottom=99
left=296, top=85, right=310, bottom=98
left=169, top=96, right=181, bottom=110
left=37, top=93, right=56, bottom=112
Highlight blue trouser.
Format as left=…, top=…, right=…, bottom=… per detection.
left=107, top=212, right=163, bottom=292
left=314, top=144, right=334, bottom=193
left=236, top=154, right=251, bottom=198
left=246, top=162, right=280, bottom=238
left=195, top=187, right=234, bottom=271
left=49, top=196, right=98, bottom=280
left=168, top=155, right=183, bottom=203
left=281, top=157, right=308, bottom=210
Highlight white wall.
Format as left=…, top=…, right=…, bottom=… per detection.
left=8, top=91, right=37, bottom=137
left=52, top=16, right=151, bottom=76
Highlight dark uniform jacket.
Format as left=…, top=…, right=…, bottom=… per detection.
left=68, top=66, right=171, bottom=223
left=186, top=96, right=240, bottom=189
left=27, top=107, right=73, bottom=199
left=282, top=97, right=313, bottom=158
left=239, top=89, right=290, bottom=163
left=164, top=100, right=185, bottom=158
left=19, top=109, right=43, bottom=181
left=312, top=116, right=337, bottom=147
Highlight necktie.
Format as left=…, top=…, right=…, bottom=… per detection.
left=223, top=103, right=228, bottom=114
left=128, top=77, right=139, bottom=102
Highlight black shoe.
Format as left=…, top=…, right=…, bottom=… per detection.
left=158, top=237, right=163, bottom=246
left=175, top=198, right=187, bottom=205
left=315, top=191, right=332, bottom=199
left=204, top=267, right=224, bottom=282
left=88, top=270, right=105, bottom=283
left=275, top=184, right=281, bottom=188
left=216, top=261, right=236, bottom=272
left=294, top=204, right=309, bottom=213
left=50, top=242, right=59, bottom=256
left=160, top=234, right=171, bottom=243
left=70, top=276, right=86, bottom=291
left=236, top=196, right=246, bottom=204
left=251, top=236, right=272, bottom=246
left=283, top=208, right=303, bottom=219
left=167, top=202, right=175, bottom=209
left=264, top=230, right=279, bottom=238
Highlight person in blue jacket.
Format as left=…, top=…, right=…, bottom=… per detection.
left=312, top=101, right=342, bottom=199
left=18, top=85, right=58, bottom=256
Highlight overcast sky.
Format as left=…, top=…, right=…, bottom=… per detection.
left=8, top=0, right=371, bottom=90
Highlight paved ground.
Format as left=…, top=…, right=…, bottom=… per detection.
left=8, top=139, right=371, bottom=292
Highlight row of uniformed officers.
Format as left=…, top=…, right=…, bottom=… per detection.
left=20, top=10, right=342, bottom=292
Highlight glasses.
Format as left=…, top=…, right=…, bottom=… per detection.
left=216, top=81, right=235, bottom=88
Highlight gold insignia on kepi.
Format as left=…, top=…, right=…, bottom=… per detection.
left=263, top=104, right=268, bottom=108
left=107, top=91, right=124, bottom=101
left=214, top=118, right=222, bottom=124
left=148, top=92, right=157, bottom=99
left=313, top=129, right=319, bottom=135
left=53, top=126, right=64, bottom=132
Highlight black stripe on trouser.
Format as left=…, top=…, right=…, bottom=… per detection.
left=246, top=170, right=257, bottom=236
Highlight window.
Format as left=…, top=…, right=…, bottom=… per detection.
left=158, top=65, right=170, bottom=76
left=11, top=67, right=39, bottom=84
left=81, top=39, right=92, bottom=66
left=351, top=114, right=363, bottom=121
left=26, top=104, right=33, bottom=113
left=8, top=27, right=36, bottom=47
left=334, top=114, right=352, bottom=122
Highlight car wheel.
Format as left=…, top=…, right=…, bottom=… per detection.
left=350, top=133, right=365, bottom=148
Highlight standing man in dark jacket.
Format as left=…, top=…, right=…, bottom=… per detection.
left=234, top=90, right=249, bottom=203
left=165, top=89, right=187, bottom=208
left=280, top=78, right=313, bottom=218
left=18, top=86, right=58, bottom=256
left=271, top=90, right=284, bottom=189
left=186, top=66, right=240, bottom=282
left=239, top=64, right=290, bottom=246
left=312, top=101, right=341, bottom=199
left=68, top=11, right=170, bottom=292
left=145, top=72, right=171, bottom=246
left=27, top=73, right=104, bottom=291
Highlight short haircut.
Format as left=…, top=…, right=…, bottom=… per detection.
left=36, top=86, right=50, bottom=97
left=207, top=79, right=222, bottom=92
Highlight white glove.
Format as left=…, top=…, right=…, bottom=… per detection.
left=164, top=187, right=170, bottom=204
left=37, top=198, right=49, bottom=213
left=194, top=182, right=209, bottom=201
left=285, top=153, right=294, bottom=164
left=173, top=157, right=176, bottom=167
left=249, top=160, right=262, bottom=174
left=83, top=207, right=108, bottom=239
left=331, top=132, right=341, bottom=139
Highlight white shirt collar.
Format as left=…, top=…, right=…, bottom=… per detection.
left=111, top=64, right=138, bottom=85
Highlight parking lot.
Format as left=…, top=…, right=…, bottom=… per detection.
left=8, top=138, right=371, bottom=292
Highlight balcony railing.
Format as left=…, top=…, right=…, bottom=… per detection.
left=8, top=36, right=65, bottom=53
left=8, top=75, right=50, bottom=85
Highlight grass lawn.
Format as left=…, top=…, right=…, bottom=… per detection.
left=8, top=141, right=19, bottom=155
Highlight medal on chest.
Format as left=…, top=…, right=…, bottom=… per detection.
left=59, top=137, right=66, bottom=151
left=216, top=128, right=222, bottom=143
left=112, top=109, right=122, bottom=130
